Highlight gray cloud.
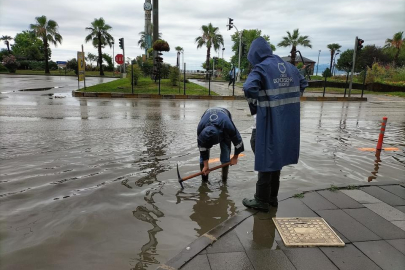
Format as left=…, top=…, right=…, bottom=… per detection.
left=0, top=0, right=403, bottom=69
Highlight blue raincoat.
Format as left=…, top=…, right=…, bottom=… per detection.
left=197, top=107, right=244, bottom=161
left=243, top=37, right=308, bottom=172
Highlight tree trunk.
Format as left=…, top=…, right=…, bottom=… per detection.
left=44, top=39, right=50, bottom=74
left=290, top=46, right=297, bottom=66
left=206, top=46, right=211, bottom=79
left=394, top=48, right=400, bottom=66
left=6, top=41, right=10, bottom=53
left=329, top=50, right=334, bottom=70
left=98, top=33, right=104, bottom=76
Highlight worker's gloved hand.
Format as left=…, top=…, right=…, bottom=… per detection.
left=202, top=165, right=210, bottom=175
left=230, top=155, right=238, bottom=166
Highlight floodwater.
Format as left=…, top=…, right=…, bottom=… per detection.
left=0, top=75, right=404, bottom=270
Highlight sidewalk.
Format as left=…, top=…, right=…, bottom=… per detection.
left=158, top=182, right=405, bottom=270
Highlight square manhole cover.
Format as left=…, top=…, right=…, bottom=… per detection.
left=273, top=217, right=345, bottom=247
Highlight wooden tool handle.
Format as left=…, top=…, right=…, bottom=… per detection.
left=181, top=162, right=231, bottom=181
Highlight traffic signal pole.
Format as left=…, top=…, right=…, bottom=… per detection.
left=227, top=18, right=243, bottom=82
left=348, top=36, right=358, bottom=97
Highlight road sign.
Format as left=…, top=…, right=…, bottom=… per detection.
left=77, top=52, right=85, bottom=81
left=56, top=61, right=67, bottom=65
left=115, top=54, right=124, bottom=64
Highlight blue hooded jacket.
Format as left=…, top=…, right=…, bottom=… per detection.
left=197, top=107, right=244, bottom=161
left=243, top=37, right=308, bottom=172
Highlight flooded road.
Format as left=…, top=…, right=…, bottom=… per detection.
left=1, top=75, right=404, bottom=270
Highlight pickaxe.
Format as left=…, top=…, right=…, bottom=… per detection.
left=177, top=162, right=231, bottom=189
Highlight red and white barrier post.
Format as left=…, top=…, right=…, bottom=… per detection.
left=376, top=117, right=388, bottom=151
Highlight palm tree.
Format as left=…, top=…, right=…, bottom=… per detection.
left=29, top=16, right=62, bottom=74
left=195, top=23, right=224, bottom=73
left=327, top=43, right=342, bottom=70
left=277, top=29, right=312, bottom=66
left=85, top=18, right=114, bottom=76
left=384, top=31, right=404, bottom=65
left=1, top=35, right=13, bottom=52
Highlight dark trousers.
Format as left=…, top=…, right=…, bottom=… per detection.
left=251, top=128, right=281, bottom=202
left=228, top=78, right=235, bottom=86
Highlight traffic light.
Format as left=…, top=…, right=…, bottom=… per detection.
left=228, top=18, right=233, bottom=30
left=119, top=38, right=124, bottom=50
left=357, top=38, right=364, bottom=51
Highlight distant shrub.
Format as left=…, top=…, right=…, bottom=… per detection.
left=169, top=66, right=180, bottom=86
left=0, top=63, right=8, bottom=73
left=2, top=55, right=19, bottom=73
left=127, top=64, right=142, bottom=85
left=322, top=68, right=332, bottom=78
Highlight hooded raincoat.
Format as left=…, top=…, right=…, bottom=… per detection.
left=243, top=37, right=308, bottom=172
left=197, top=107, right=244, bottom=162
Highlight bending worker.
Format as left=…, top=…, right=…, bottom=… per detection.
left=197, top=107, right=244, bottom=182
left=242, top=37, right=308, bottom=212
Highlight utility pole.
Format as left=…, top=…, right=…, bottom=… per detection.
left=227, top=18, right=243, bottom=82
left=152, top=0, right=159, bottom=78
left=316, top=50, right=321, bottom=76
left=348, top=37, right=358, bottom=97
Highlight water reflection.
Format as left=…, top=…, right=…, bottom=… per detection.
left=368, top=150, right=382, bottom=182
left=176, top=183, right=236, bottom=236
left=253, top=208, right=278, bottom=249
left=80, top=99, right=88, bottom=120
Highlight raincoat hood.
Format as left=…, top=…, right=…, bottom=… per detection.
left=198, top=126, right=220, bottom=148
left=248, top=37, right=273, bottom=66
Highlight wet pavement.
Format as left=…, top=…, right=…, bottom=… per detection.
left=178, top=183, right=405, bottom=270
left=0, top=75, right=404, bottom=270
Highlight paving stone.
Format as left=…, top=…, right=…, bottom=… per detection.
left=246, top=249, right=295, bottom=270
left=379, top=185, right=405, bottom=199
left=344, top=208, right=405, bottom=239
left=317, top=209, right=380, bottom=242
left=207, top=252, right=254, bottom=270
left=354, top=240, right=405, bottom=270
left=395, top=205, right=405, bottom=213
left=317, top=190, right=364, bottom=209
left=391, top=220, right=405, bottom=231
left=364, top=203, right=405, bottom=221
left=181, top=254, right=211, bottom=270
left=299, top=191, right=338, bottom=211
left=283, top=247, right=338, bottom=270
left=340, top=190, right=382, bottom=204
left=320, top=244, right=381, bottom=270
left=276, top=197, right=318, bottom=217
left=206, top=230, right=244, bottom=254
left=361, top=186, right=405, bottom=206
left=386, top=239, right=405, bottom=255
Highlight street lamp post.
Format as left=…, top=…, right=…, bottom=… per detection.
left=316, top=50, right=321, bottom=76
left=222, top=48, right=225, bottom=59
left=112, top=41, right=115, bottom=76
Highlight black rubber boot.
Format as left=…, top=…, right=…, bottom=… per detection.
left=221, top=165, right=229, bottom=182
left=269, top=171, right=281, bottom=207
left=200, top=163, right=208, bottom=182
left=242, top=197, right=269, bottom=212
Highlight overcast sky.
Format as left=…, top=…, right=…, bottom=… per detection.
left=0, top=0, right=404, bottom=69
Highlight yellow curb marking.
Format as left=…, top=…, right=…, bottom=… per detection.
left=158, top=264, right=176, bottom=270
left=203, top=233, right=217, bottom=242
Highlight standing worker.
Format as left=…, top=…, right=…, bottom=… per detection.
left=197, top=107, right=244, bottom=182
left=228, top=67, right=235, bottom=88
left=242, top=37, right=308, bottom=212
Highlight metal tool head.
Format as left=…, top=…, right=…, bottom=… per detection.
left=177, top=163, right=184, bottom=189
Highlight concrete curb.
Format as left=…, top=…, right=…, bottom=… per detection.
left=72, top=91, right=367, bottom=101
left=156, top=180, right=404, bottom=270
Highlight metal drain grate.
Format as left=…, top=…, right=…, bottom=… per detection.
left=273, top=217, right=345, bottom=247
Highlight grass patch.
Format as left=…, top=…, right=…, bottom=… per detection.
left=15, top=70, right=116, bottom=77
left=80, top=77, right=217, bottom=95
left=328, top=184, right=359, bottom=192
left=293, top=193, right=305, bottom=198
left=306, top=87, right=405, bottom=98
